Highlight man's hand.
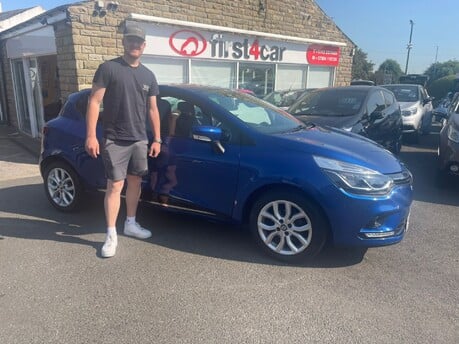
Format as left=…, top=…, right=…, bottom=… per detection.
left=149, top=142, right=161, bottom=158
left=85, top=136, right=100, bottom=158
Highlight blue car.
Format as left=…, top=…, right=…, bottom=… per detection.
left=40, top=85, right=413, bottom=262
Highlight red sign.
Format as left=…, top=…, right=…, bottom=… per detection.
left=169, top=30, right=207, bottom=57
left=306, top=45, right=340, bottom=66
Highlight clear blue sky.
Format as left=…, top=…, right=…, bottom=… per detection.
left=3, top=0, right=458, bottom=74
left=315, top=0, right=458, bottom=74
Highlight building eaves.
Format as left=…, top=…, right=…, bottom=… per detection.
left=0, top=1, right=89, bottom=38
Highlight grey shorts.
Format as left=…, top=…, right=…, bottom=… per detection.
left=101, top=139, right=148, bottom=181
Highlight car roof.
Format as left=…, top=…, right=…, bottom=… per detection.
left=381, top=84, right=421, bottom=88
left=314, top=85, right=380, bottom=92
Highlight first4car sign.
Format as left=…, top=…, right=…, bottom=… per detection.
left=145, top=26, right=341, bottom=66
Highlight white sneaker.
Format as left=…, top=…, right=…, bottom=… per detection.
left=124, top=221, right=152, bottom=239
left=101, top=234, right=118, bottom=258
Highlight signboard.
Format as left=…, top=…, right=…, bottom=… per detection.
left=306, top=44, right=340, bottom=66
left=139, top=23, right=341, bottom=66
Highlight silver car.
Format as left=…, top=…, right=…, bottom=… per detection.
left=382, top=84, right=434, bottom=142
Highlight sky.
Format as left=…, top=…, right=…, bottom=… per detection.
left=3, top=0, right=458, bottom=74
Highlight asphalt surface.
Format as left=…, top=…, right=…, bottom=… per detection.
left=0, top=124, right=458, bottom=344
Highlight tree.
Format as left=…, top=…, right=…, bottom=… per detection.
left=423, top=60, right=459, bottom=84
left=427, top=74, right=456, bottom=101
left=351, top=48, right=374, bottom=81
left=374, top=59, right=404, bottom=85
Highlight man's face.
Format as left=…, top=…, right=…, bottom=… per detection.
left=123, top=36, right=146, bottom=58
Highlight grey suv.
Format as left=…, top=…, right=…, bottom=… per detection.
left=381, top=84, right=434, bottom=142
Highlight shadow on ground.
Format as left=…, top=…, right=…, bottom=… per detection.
left=0, top=182, right=367, bottom=268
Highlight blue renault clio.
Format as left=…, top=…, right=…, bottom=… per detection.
left=40, top=85, right=413, bottom=262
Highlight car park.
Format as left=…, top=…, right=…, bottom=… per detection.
left=263, top=88, right=315, bottom=111
left=436, top=92, right=459, bottom=184
left=381, top=83, right=434, bottom=142
left=287, top=86, right=403, bottom=154
left=39, top=85, right=413, bottom=263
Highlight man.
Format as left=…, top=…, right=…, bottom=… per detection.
left=85, top=24, right=162, bottom=258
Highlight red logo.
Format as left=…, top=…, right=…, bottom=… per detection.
left=306, top=45, right=340, bottom=66
left=169, top=30, right=207, bottom=57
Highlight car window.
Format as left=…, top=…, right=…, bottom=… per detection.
left=366, top=91, right=386, bottom=114
left=74, top=93, right=104, bottom=122
left=382, top=90, right=395, bottom=107
left=152, top=96, right=211, bottom=138
left=289, top=89, right=366, bottom=117
left=204, top=89, right=300, bottom=134
left=384, top=85, right=419, bottom=102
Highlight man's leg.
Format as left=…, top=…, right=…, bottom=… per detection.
left=123, top=140, right=152, bottom=239
left=105, top=179, right=125, bottom=227
left=101, top=178, right=124, bottom=258
left=125, top=174, right=141, bottom=217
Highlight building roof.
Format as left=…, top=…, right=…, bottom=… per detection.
left=0, top=8, right=33, bottom=21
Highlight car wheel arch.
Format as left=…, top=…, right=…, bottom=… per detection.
left=245, top=185, right=332, bottom=261
left=42, top=159, right=85, bottom=212
left=241, top=183, right=331, bottom=233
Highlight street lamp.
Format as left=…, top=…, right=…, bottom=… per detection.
left=404, top=19, right=414, bottom=74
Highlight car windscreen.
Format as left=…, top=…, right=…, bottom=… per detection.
left=205, top=89, right=303, bottom=134
left=289, top=89, right=366, bottom=117
left=264, top=90, right=305, bottom=108
left=383, top=85, right=419, bottom=102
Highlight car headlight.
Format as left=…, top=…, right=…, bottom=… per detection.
left=447, top=125, right=459, bottom=143
left=313, top=156, right=394, bottom=196
left=402, top=107, right=418, bottom=116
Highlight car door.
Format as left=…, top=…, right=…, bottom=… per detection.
left=70, top=91, right=107, bottom=188
left=148, top=93, right=241, bottom=218
left=382, top=89, right=402, bottom=142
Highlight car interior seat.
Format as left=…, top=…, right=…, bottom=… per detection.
left=175, top=101, right=198, bottom=137
left=157, top=98, right=172, bottom=136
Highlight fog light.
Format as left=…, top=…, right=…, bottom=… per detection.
left=450, top=164, right=459, bottom=173
left=365, top=231, right=395, bottom=238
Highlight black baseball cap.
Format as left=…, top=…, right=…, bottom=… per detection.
left=124, top=25, right=145, bottom=40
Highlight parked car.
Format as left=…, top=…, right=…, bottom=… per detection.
left=381, top=83, right=434, bottom=142
left=40, top=85, right=413, bottom=262
left=263, top=88, right=315, bottom=111
left=287, top=86, right=403, bottom=154
left=436, top=92, right=459, bottom=185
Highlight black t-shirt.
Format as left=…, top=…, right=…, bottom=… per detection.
left=93, top=57, right=159, bottom=141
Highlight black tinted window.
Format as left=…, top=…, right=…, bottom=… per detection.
left=366, top=91, right=385, bottom=114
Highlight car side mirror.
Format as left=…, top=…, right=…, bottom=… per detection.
left=423, top=97, right=433, bottom=105
left=369, top=110, right=383, bottom=121
left=192, top=125, right=225, bottom=154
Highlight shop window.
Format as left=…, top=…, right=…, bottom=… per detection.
left=190, top=60, right=236, bottom=88
left=142, top=57, right=188, bottom=84
left=276, top=65, right=307, bottom=90
left=238, top=63, right=274, bottom=98
left=308, top=66, right=334, bottom=88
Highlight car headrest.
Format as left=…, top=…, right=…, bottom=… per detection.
left=177, top=101, right=195, bottom=115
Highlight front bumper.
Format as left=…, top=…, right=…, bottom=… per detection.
left=319, top=183, right=413, bottom=248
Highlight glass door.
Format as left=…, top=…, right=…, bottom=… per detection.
left=11, top=58, right=44, bottom=137
left=29, top=58, right=45, bottom=136
left=12, top=59, right=32, bottom=135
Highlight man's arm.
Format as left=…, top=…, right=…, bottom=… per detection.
left=148, top=95, right=161, bottom=158
left=85, top=85, right=105, bottom=158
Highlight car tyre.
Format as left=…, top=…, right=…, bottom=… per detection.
left=249, top=190, right=328, bottom=263
left=43, top=161, right=84, bottom=212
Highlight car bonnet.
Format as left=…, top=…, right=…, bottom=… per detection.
left=273, top=125, right=403, bottom=174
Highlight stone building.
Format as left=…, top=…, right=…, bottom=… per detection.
left=0, top=0, right=355, bottom=138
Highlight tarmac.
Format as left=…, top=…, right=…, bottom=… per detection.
left=0, top=124, right=42, bottom=182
